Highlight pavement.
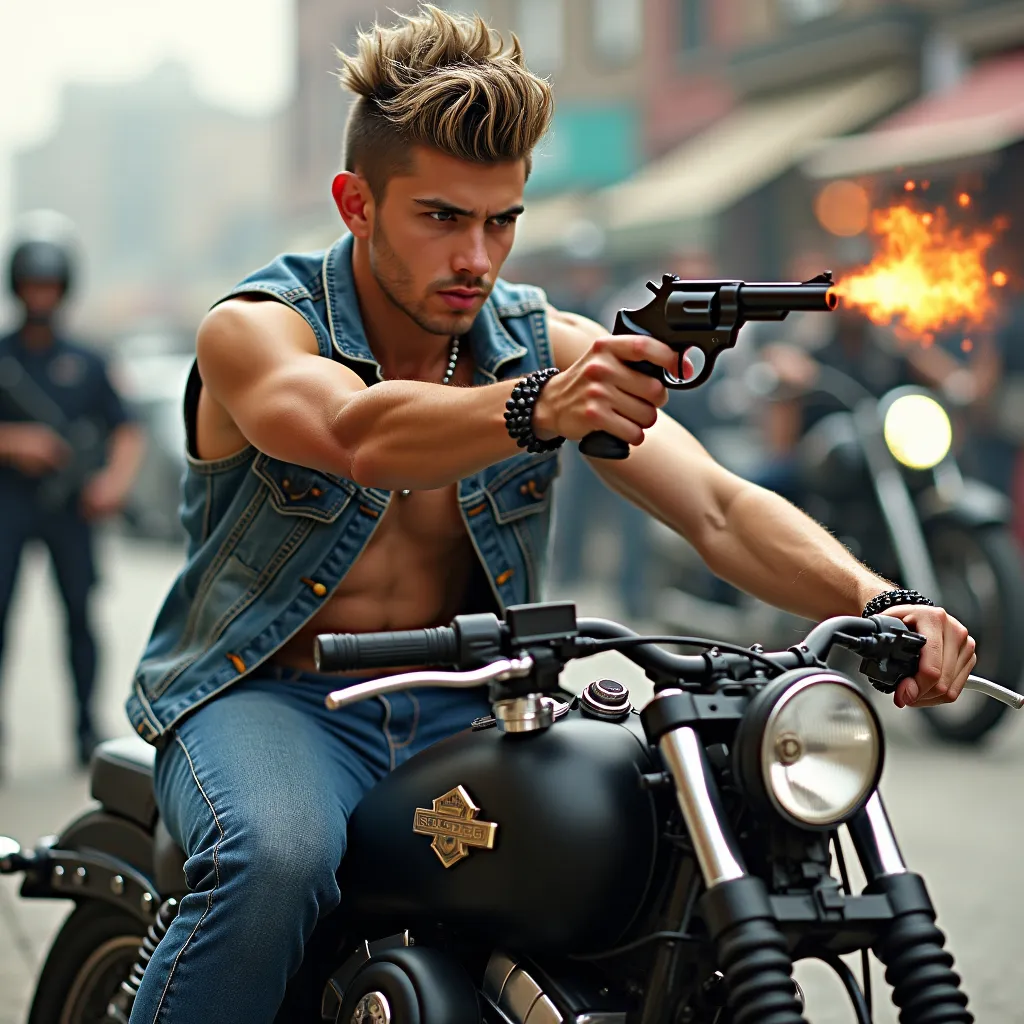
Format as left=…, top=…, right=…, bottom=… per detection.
left=1, top=534, right=1023, bottom=1022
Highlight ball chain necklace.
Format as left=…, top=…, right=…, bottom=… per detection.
left=398, top=333, right=460, bottom=497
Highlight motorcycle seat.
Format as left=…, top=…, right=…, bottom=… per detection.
left=90, top=736, right=158, bottom=829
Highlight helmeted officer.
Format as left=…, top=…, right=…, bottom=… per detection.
left=0, top=213, right=145, bottom=771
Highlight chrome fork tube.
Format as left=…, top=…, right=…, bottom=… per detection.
left=658, top=726, right=746, bottom=887
left=848, top=791, right=908, bottom=880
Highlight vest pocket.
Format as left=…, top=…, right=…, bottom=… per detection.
left=483, top=451, right=560, bottom=523
left=251, top=453, right=356, bottom=522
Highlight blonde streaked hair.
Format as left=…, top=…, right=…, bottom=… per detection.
left=337, top=4, right=553, bottom=198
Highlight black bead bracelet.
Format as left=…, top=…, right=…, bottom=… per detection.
left=862, top=588, right=935, bottom=618
left=504, top=367, right=566, bottom=454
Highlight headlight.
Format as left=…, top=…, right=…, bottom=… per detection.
left=883, top=393, right=952, bottom=470
left=736, top=670, right=883, bottom=829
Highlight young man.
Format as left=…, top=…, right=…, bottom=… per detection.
left=127, top=8, right=976, bottom=1021
left=0, top=224, right=144, bottom=770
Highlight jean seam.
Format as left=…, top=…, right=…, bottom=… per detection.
left=150, top=735, right=226, bottom=1024
left=379, top=696, right=396, bottom=771
left=380, top=692, right=420, bottom=764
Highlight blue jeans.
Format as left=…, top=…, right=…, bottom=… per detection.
left=128, top=667, right=492, bottom=1024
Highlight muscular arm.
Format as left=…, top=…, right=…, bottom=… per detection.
left=197, top=298, right=521, bottom=490
left=547, top=307, right=889, bottom=619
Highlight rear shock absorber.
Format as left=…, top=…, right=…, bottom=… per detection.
left=868, top=873, right=972, bottom=1023
left=105, top=897, right=179, bottom=1024
left=699, top=877, right=808, bottom=1024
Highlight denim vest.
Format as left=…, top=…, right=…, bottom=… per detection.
left=126, top=234, right=559, bottom=744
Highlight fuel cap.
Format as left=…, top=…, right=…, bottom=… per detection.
left=580, top=679, right=632, bottom=720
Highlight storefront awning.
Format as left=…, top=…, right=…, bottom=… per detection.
left=597, top=67, right=912, bottom=253
left=803, top=52, right=1024, bottom=179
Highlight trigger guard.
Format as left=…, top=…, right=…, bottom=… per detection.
left=662, top=349, right=719, bottom=391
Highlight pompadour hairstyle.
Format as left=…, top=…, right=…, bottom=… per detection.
left=336, top=4, right=554, bottom=199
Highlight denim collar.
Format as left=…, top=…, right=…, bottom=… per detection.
left=321, top=233, right=527, bottom=382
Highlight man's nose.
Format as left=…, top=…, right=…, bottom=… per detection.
left=453, top=227, right=491, bottom=280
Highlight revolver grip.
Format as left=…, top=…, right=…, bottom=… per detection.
left=578, top=360, right=665, bottom=460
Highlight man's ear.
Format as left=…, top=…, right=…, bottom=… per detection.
left=333, top=172, right=374, bottom=239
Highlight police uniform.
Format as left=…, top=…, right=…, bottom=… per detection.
left=0, top=328, right=131, bottom=749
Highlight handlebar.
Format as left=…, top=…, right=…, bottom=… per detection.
left=315, top=606, right=1020, bottom=711
left=314, top=626, right=458, bottom=672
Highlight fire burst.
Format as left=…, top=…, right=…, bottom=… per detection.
left=832, top=203, right=1005, bottom=337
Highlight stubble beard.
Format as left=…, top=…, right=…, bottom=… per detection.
left=370, top=219, right=485, bottom=337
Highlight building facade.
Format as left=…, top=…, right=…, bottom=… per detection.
left=12, top=61, right=283, bottom=334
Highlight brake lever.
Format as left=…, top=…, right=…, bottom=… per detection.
left=324, top=657, right=534, bottom=710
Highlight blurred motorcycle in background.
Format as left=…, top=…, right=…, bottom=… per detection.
left=651, top=360, right=1024, bottom=744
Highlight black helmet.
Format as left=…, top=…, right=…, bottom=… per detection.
left=7, top=211, right=78, bottom=299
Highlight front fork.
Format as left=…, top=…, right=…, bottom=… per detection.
left=657, top=726, right=807, bottom=1024
left=653, top=726, right=971, bottom=1024
left=849, top=795, right=972, bottom=1023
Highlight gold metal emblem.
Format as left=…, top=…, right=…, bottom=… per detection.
left=413, top=785, right=498, bottom=868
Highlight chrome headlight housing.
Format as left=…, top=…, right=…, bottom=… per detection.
left=736, top=670, right=884, bottom=830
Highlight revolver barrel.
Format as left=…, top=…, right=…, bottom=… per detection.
left=738, top=282, right=838, bottom=315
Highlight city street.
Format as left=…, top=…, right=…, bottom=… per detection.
left=1, top=535, right=1024, bottom=1022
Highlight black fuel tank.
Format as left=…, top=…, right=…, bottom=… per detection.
left=341, top=709, right=660, bottom=954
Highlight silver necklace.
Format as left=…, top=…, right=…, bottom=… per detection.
left=399, top=334, right=460, bottom=497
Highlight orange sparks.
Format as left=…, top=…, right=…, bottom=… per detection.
left=962, top=338, right=974, bottom=352
left=921, top=213, right=933, bottom=226
left=993, top=270, right=1008, bottom=287
left=904, top=180, right=916, bottom=192
left=832, top=203, right=1003, bottom=336
left=958, top=192, right=971, bottom=207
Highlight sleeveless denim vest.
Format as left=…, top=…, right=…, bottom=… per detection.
left=126, top=233, right=559, bottom=744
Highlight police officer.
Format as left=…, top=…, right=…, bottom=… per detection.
left=0, top=216, right=145, bottom=771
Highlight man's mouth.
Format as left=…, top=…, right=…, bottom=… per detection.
left=437, top=288, right=484, bottom=311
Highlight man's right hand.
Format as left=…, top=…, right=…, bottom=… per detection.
left=0, top=424, right=70, bottom=476
left=532, top=335, right=676, bottom=446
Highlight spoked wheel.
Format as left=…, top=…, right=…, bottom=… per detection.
left=27, top=902, right=143, bottom=1024
left=920, top=524, right=1024, bottom=745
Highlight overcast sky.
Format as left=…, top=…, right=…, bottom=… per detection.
left=0, top=0, right=294, bottom=242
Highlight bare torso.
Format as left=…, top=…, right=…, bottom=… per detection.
left=194, top=319, right=483, bottom=675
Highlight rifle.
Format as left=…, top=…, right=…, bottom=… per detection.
left=579, top=271, right=838, bottom=459
left=0, top=355, right=109, bottom=511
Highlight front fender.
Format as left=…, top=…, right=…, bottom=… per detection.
left=916, top=479, right=1011, bottom=530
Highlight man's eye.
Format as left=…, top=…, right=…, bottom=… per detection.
left=490, top=215, right=517, bottom=228
left=429, top=211, right=456, bottom=222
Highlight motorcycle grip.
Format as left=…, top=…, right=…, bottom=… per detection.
left=314, top=627, right=459, bottom=673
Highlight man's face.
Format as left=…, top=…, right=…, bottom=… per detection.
left=368, top=147, right=526, bottom=336
left=15, top=279, right=65, bottom=318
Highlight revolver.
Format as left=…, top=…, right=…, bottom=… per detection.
left=580, top=271, right=839, bottom=460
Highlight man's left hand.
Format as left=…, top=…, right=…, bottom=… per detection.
left=885, top=604, right=977, bottom=708
left=80, top=471, right=129, bottom=520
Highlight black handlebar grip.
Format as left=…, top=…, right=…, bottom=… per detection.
left=314, top=627, right=459, bottom=672
left=578, top=359, right=665, bottom=460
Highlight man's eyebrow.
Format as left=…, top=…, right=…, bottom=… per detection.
left=414, top=198, right=525, bottom=219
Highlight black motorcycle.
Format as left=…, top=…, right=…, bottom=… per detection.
left=2, top=603, right=1020, bottom=1023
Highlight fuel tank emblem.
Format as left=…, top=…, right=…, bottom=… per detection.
left=413, top=785, right=498, bottom=868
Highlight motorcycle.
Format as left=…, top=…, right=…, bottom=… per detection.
left=2, top=602, right=1021, bottom=1023
left=651, top=362, right=1024, bottom=745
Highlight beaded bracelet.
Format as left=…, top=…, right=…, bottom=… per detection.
left=862, top=588, right=935, bottom=618
left=504, top=368, right=566, bottom=454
